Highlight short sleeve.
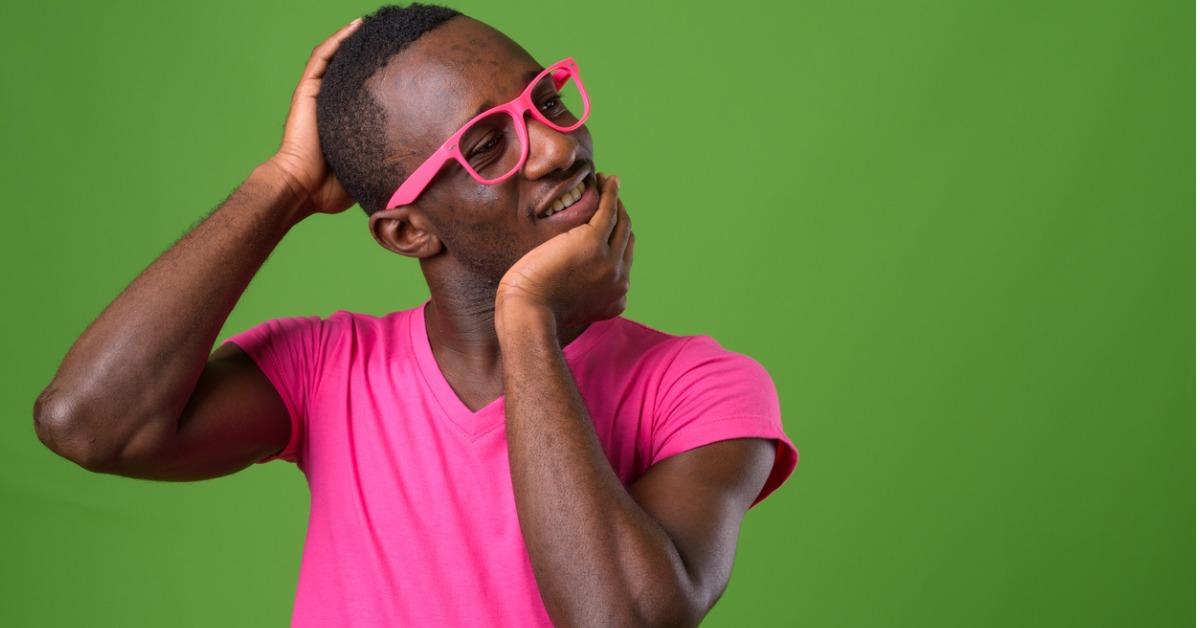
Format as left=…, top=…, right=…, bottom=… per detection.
left=650, top=336, right=799, bottom=508
left=218, top=314, right=327, bottom=467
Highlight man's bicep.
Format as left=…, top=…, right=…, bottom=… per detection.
left=98, top=342, right=294, bottom=481
left=628, top=437, right=778, bottom=620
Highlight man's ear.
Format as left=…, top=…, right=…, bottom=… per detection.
left=368, top=206, right=444, bottom=259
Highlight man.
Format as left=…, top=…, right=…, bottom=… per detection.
left=33, top=3, right=798, bottom=626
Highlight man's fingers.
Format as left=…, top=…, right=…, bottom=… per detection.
left=620, top=229, right=635, bottom=282
left=300, top=17, right=363, bottom=82
left=588, top=174, right=620, bottom=237
left=319, top=17, right=364, bottom=59
left=609, top=197, right=632, bottom=254
left=290, top=17, right=362, bottom=114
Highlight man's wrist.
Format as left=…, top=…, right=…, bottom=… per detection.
left=251, top=159, right=313, bottom=228
left=495, top=296, right=558, bottom=346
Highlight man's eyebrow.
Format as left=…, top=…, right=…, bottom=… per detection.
left=454, top=67, right=544, bottom=130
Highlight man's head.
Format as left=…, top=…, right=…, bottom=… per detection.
left=317, top=3, right=598, bottom=286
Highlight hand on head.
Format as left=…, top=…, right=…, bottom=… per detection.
left=265, top=17, right=364, bottom=217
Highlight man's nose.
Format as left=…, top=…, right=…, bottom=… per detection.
left=522, top=117, right=580, bottom=178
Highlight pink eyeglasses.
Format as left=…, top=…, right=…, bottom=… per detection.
left=385, top=57, right=591, bottom=209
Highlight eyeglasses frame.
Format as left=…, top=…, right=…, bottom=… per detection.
left=384, top=57, right=590, bottom=209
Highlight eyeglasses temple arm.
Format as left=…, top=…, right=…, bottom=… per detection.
left=386, top=147, right=452, bottom=208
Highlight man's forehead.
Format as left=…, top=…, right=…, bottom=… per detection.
left=370, top=20, right=540, bottom=148
left=455, top=66, right=543, bottom=126
left=377, top=59, right=541, bottom=150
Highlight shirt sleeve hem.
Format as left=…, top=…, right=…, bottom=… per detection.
left=651, top=415, right=799, bottom=509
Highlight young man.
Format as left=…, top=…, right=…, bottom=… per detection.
left=33, top=4, right=798, bottom=626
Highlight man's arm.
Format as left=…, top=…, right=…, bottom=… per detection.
left=496, top=175, right=779, bottom=626
left=499, top=304, right=777, bottom=627
left=31, top=18, right=363, bottom=477
left=626, top=436, right=777, bottom=621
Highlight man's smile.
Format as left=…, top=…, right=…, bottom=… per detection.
left=539, top=179, right=586, bottom=218
left=535, top=171, right=599, bottom=225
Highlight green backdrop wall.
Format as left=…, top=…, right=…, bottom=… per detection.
left=2, top=0, right=1193, bottom=626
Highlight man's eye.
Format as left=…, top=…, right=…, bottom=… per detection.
left=540, top=95, right=564, bottom=114
left=470, top=135, right=501, bottom=157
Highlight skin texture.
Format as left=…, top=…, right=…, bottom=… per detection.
left=32, top=15, right=780, bottom=627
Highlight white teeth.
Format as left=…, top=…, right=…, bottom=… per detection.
left=540, top=181, right=586, bottom=218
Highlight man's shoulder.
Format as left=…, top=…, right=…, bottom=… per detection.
left=307, top=304, right=422, bottom=333
left=605, top=316, right=748, bottom=372
left=605, top=315, right=686, bottom=356
left=241, top=305, right=419, bottom=351
left=613, top=317, right=776, bottom=390
left=325, top=304, right=421, bottom=323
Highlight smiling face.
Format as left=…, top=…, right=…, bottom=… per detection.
left=366, top=16, right=599, bottom=284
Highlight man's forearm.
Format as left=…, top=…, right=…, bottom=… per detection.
left=34, top=160, right=309, bottom=467
left=499, top=305, right=696, bottom=627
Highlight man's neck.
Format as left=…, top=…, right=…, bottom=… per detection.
left=423, top=288, right=589, bottom=360
left=420, top=271, right=589, bottom=411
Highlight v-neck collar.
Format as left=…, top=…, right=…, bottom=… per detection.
left=408, top=298, right=617, bottom=440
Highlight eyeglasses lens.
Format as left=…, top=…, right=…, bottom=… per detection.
left=456, top=70, right=587, bottom=181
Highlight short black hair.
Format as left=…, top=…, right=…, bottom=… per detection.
left=317, top=3, right=463, bottom=217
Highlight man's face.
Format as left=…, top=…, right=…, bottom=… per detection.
left=368, top=16, right=598, bottom=282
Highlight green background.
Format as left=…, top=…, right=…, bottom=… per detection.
left=2, top=0, right=1194, bottom=625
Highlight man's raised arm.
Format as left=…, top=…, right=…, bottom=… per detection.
left=32, top=18, right=363, bottom=479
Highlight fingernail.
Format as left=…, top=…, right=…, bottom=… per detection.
left=614, top=177, right=621, bottom=191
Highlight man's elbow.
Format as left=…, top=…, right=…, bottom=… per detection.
left=634, top=585, right=706, bottom=628
left=33, top=389, right=115, bottom=472
left=637, top=602, right=703, bottom=628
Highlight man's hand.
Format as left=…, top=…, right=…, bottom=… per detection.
left=495, top=173, right=635, bottom=331
left=264, top=17, right=363, bottom=218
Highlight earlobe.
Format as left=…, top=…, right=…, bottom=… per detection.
left=369, top=207, right=444, bottom=259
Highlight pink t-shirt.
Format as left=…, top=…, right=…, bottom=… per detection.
left=221, top=299, right=798, bottom=626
